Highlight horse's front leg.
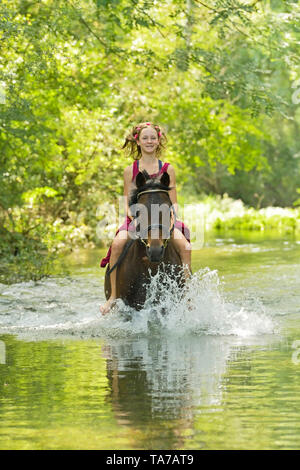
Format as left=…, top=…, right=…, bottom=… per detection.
left=101, top=232, right=130, bottom=315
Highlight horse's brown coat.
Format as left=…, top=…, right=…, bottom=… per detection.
left=104, top=171, right=185, bottom=310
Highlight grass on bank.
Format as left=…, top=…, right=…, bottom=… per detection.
left=177, top=193, right=300, bottom=237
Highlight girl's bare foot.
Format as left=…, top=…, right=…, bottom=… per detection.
left=100, top=297, right=117, bottom=315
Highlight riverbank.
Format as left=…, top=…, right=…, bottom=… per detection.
left=178, top=194, right=300, bottom=248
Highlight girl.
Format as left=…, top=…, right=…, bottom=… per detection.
left=100, top=122, right=191, bottom=314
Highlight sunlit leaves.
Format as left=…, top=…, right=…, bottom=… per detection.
left=1, top=0, right=300, bottom=282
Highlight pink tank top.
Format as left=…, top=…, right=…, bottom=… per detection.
left=132, top=159, right=169, bottom=181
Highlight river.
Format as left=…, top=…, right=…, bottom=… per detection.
left=0, top=232, right=299, bottom=449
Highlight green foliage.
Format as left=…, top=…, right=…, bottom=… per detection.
left=214, top=213, right=298, bottom=233
left=0, top=227, right=56, bottom=283
left=178, top=192, right=300, bottom=237
left=293, top=189, right=300, bottom=207
left=212, top=203, right=300, bottom=234
left=1, top=0, right=300, bottom=282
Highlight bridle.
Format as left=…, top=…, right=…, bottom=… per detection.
left=106, top=188, right=176, bottom=276
left=134, top=189, right=176, bottom=249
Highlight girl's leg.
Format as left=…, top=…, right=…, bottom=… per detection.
left=100, top=231, right=129, bottom=315
left=172, top=228, right=192, bottom=280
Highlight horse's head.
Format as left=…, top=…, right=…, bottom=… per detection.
left=129, top=170, right=175, bottom=263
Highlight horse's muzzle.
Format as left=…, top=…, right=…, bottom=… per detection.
left=146, top=245, right=165, bottom=263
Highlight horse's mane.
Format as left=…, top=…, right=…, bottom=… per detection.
left=129, top=170, right=172, bottom=208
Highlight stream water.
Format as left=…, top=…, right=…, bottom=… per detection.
left=0, top=232, right=299, bottom=449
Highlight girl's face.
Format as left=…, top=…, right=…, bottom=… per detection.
left=138, top=127, right=159, bottom=154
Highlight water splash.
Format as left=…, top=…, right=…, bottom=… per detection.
left=0, top=268, right=275, bottom=339
left=99, top=267, right=275, bottom=338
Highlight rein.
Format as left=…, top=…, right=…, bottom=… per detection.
left=106, top=238, right=136, bottom=276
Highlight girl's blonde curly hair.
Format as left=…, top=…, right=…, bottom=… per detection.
left=121, top=122, right=167, bottom=160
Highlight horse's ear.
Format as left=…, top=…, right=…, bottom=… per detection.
left=136, top=171, right=146, bottom=188
left=160, top=171, right=170, bottom=187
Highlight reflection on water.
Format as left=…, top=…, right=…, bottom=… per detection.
left=0, top=235, right=299, bottom=449
left=104, top=335, right=231, bottom=419
left=0, top=331, right=298, bottom=450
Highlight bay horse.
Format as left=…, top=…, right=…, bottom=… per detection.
left=104, top=171, right=185, bottom=311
